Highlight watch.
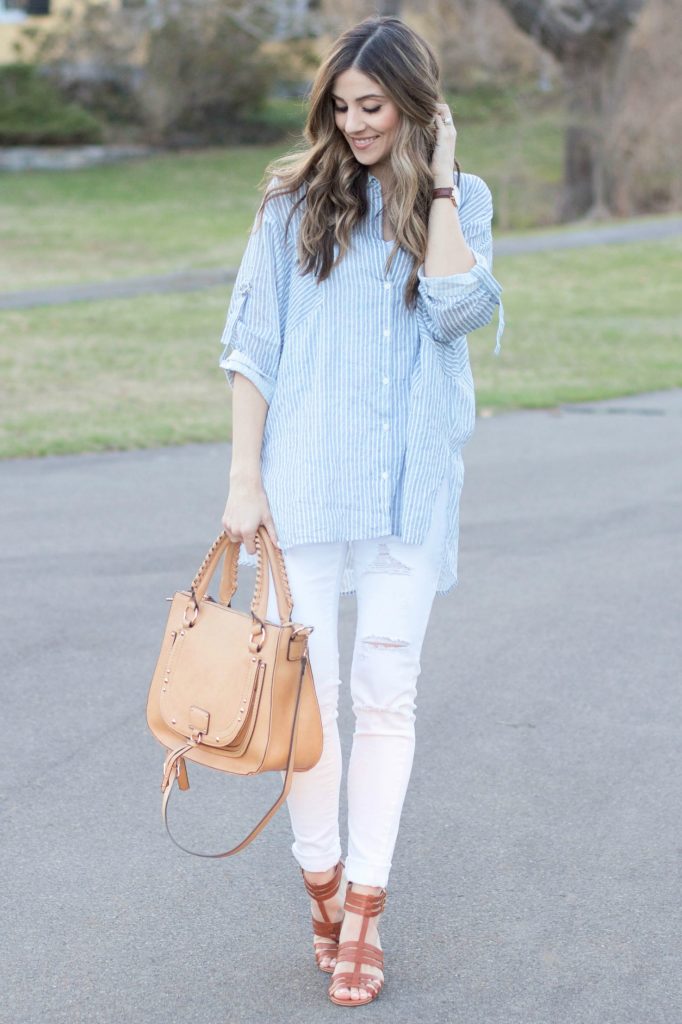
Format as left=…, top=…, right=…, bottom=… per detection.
left=432, top=183, right=460, bottom=208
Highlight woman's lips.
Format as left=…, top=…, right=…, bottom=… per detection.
left=350, top=136, right=379, bottom=150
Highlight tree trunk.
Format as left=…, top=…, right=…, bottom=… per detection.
left=494, top=0, right=647, bottom=220
left=560, top=33, right=630, bottom=220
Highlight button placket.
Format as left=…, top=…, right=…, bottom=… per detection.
left=380, top=271, right=393, bottom=486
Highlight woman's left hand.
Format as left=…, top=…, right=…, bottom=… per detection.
left=430, top=102, right=457, bottom=185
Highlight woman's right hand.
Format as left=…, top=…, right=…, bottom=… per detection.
left=221, top=473, right=281, bottom=555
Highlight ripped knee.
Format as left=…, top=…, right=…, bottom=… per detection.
left=363, top=541, right=413, bottom=576
left=360, top=635, right=410, bottom=649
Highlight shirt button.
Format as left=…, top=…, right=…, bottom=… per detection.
left=384, top=282, right=392, bottom=290
left=382, top=376, right=389, bottom=385
left=381, top=471, right=388, bottom=479
left=383, top=328, right=390, bottom=337
left=383, top=422, right=389, bottom=431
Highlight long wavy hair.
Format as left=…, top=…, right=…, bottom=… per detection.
left=256, top=16, right=461, bottom=309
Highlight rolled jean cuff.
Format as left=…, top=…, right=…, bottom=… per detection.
left=291, top=840, right=343, bottom=874
left=344, top=856, right=391, bottom=888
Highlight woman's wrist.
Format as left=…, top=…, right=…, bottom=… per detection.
left=229, top=466, right=263, bottom=487
left=432, top=167, right=456, bottom=189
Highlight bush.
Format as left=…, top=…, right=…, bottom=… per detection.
left=0, top=62, right=104, bottom=145
left=12, top=0, right=294, bottom=146
left=140, top=2, right=280, bottom=145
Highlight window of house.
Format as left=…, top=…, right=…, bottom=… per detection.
left=0, top=0, right=51, bottom=20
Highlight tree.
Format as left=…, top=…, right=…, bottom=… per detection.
left=495, top=0, right=647, bottom=219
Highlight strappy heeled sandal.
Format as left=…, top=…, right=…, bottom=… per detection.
left=328, top=883, right=387, bottom=1007
left=301, top=860, right=346, bottom=973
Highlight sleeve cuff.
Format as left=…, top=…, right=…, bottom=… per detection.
left=418, top=249, right=501, bottom=299
left=219, top=348, right=276, bottom=406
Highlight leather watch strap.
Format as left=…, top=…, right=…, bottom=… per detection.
left=432, top=186, right=459, bottom=207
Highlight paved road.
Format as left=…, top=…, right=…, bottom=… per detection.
left=2, top=214, right=681, bottom=309
left=1, top=391, right=681, bottom=1024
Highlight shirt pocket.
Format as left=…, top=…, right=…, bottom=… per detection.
left=423, top=332, right=476, bottom=452
left=446, top=370, right=476, bottom=452
left=285, top=273, right=325, bottom=336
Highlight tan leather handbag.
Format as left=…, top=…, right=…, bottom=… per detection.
left=146, top=525, right=323, bottom=858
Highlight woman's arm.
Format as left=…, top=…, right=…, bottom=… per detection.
left=222, top=372, right=281, bottom=555
left=229, top=372, right=268, bottom=482
left=219, top=183, right=292, bottom=554
left=417, top=104, right=505, bottom=353
left=423, top=176, right=476, bottom=278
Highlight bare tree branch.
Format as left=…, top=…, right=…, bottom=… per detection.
left=497, top=0, right=646, bottom=57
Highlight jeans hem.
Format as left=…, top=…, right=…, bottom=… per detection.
left=344, top=856, right=391, bottom=888
left=292, top=842, right=343, bottom=873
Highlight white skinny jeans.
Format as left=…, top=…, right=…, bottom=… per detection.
left=264, top=475, right=449, bottom=888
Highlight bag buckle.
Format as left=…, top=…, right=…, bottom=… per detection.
left=183, top=588, right=199, bottom=627
left=288, top=625, right=314, bottom=661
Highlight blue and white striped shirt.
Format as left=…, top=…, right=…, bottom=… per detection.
left=219, top=170, right=505, bottom=596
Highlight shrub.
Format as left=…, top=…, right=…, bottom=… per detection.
left=14, top=0, right=289, bottom=146
left=0, top=62, right=103, bottom=144
left=139, top=1, right=280, bottom=144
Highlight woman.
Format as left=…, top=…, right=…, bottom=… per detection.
left=219, top=15, right=505, bottom=1008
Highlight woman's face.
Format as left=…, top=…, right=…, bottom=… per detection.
left=331, top=68, right=400, bottom=174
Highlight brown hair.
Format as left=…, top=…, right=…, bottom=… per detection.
left=257, top=16, right=461, bottom=308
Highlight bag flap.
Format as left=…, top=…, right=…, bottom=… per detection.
left=159, top=596, right=266, bottom=746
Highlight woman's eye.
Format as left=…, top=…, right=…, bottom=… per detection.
left=333, top=105, right=382, bottom=114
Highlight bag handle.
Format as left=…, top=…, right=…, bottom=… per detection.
left=160, top=650, right=309, bottom=858
left=251, top=527, right=295, bottom=624
left=189, top=526, right=294, bottom=625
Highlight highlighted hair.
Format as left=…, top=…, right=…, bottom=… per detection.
left=257, top=16, right=461, bottom=309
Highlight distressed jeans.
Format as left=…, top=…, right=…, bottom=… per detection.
left=264, top=475, right=449, bottom=888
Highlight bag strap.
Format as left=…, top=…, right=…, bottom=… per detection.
left=190, top=526, right=294, bottom=625
left=159, top=652, right=309, bottom=858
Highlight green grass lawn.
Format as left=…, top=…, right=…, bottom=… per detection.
left=0, top=86, right=564, bottom=293
left=1, top=236, right=680, bottom=459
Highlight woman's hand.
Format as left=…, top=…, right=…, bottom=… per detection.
left=430, top=101, right=457, bottom=186
left=222, top=473, right=281, bottom=555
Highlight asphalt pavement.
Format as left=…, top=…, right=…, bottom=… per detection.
left=1, top=390, right=680, bottom=1024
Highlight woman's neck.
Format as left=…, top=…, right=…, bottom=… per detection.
left=368, top=164, right=394, bottom=194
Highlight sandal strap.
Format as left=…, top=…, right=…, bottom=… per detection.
left=312, top=917, right=342, bottom=940
left=344, top=883, right=387, bottom=917
left=330, top=974, right=383, bottom=989
left=336, top=940, right=384, bottom=970
left=329, top=972, right=384, bottom=994
left=301, top=860, right=344, bottom=901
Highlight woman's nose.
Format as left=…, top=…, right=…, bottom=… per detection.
left=344, top=107, right=365, bottom=134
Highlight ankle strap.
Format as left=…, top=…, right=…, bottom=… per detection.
left=301, top=860, right=344, bottom=900
left=344, top=883, right=387, bottom=917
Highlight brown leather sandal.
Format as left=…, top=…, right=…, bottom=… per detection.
left=301, top=860, right=346, bottom=973
left=328, top=883, right=387, bottom=1007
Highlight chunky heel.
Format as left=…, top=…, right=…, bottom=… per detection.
left=301, top=860, right=346, bottom=973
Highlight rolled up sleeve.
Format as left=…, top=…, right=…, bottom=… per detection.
left=417, top=179, right=506, bottom=354
left=218, top=194, right=289, bottom=406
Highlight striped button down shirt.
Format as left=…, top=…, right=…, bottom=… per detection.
left=219, top=170, right=505, bottom=596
